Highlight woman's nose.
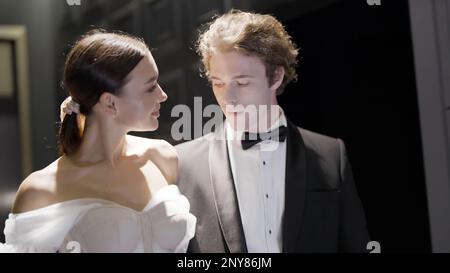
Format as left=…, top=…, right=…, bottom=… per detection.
left=158, top=86, right=168, bottom=103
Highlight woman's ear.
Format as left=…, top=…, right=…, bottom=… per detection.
left=98, top=92, right=117, bottom=116
left=269, top=66, right=285, bottom=92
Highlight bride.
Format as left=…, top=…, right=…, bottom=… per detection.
left=0, top=29, right=196, bottom=252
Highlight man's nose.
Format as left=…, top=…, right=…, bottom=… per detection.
left=224, top=84, right=238, bottom=105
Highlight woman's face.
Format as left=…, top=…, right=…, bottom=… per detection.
left=115, top=53, right=167, bottom=132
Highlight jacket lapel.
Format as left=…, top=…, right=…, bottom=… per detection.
left=208, top=124, right=248, bottom=253
left=282, top=120, right=308, bottom=252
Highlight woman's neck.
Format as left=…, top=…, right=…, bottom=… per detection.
left=69, top=117, right=127, bottom=166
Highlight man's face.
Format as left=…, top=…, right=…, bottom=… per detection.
left=209, top=50, right=278, bottom=132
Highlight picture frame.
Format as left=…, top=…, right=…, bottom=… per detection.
left=0, top=25, right=32, bottom=178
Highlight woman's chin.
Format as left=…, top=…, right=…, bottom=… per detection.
left=130, top=122, right=158, bottom=132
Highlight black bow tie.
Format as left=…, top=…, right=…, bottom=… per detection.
left=241, top=125, right=288, bottom=150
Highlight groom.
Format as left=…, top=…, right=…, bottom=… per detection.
left=176, top=10, right=370, bottom=253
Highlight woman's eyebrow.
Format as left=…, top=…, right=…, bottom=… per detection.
left=144, top=75, right=158, bottom=84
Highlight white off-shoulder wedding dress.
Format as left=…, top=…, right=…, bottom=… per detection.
left=0, top=185, right=196, bottom=253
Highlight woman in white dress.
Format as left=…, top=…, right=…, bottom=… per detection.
left=0, top=29, right=196, bottom=253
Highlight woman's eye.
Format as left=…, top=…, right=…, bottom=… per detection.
left=147, top=84, right=158, bottom=92
left=213, top=82, right=225, bottom=88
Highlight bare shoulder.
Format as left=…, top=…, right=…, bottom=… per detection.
left=11, top=163, right=59, bottom=214
left=126, top=135, right=179, bottom=184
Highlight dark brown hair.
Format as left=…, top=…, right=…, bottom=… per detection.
left=59, top=29, right=149, bottom=155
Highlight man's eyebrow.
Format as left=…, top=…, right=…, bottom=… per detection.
left=232, top=75, right=253, bottom=79
left=210, top=75, right=254, bottom=80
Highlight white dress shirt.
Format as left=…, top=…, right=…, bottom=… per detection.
left=226, top=106, right=287, bottom=253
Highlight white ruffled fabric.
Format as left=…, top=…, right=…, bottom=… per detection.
left=0, top=185, right=196, bottom=253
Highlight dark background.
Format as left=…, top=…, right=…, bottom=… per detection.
left=279, top=0, right=430, bottom=252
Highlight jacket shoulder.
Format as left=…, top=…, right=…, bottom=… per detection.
left=297, top=127, right=344, bottom=190
left=175, top=133, right=212, bottom=155
left=298, top=127, right=341, bottom=155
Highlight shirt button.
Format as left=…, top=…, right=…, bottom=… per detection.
left=269, top=230, right=272, bottom=234
left=263, top=161, right=266, bottom=165
left=266, top=194, right=269, bottom=198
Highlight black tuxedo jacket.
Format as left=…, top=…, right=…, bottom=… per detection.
left=176, top=120, right=370, bottom=253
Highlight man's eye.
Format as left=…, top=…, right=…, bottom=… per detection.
left=237, top=81, right=249, bottom=86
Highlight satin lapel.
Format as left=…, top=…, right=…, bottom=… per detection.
left=208, top=124, right=248, bottom=253
left=282, top=120, right=308, bottom=252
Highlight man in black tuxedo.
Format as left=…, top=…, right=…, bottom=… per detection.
left=176, top=10, right=370, bottom=253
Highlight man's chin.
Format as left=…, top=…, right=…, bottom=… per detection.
left=226, top=115, right=255, bottom=132
left=225, top=112, right=240, bottom=120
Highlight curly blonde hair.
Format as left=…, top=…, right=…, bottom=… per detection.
left=196, top=9, right=299, bottom=95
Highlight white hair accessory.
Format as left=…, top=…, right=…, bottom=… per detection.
left=60, top=96, right=80, bottom=121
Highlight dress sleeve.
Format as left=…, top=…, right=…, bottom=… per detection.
left=146, top=185, right=197, bottom=253
left=0, top=242, right=53, bottom=253
left=1, top=202, right=104, bottom=253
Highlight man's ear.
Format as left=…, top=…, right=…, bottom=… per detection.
left=98, top=92, right=118, bottom=116
left=269, top=66, right=285, bottom=92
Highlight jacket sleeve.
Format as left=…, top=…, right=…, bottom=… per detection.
left=337, top=139, right=371, bottom=252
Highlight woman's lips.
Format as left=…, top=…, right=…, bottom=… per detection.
left=151, top=110, right=160, bottom=117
